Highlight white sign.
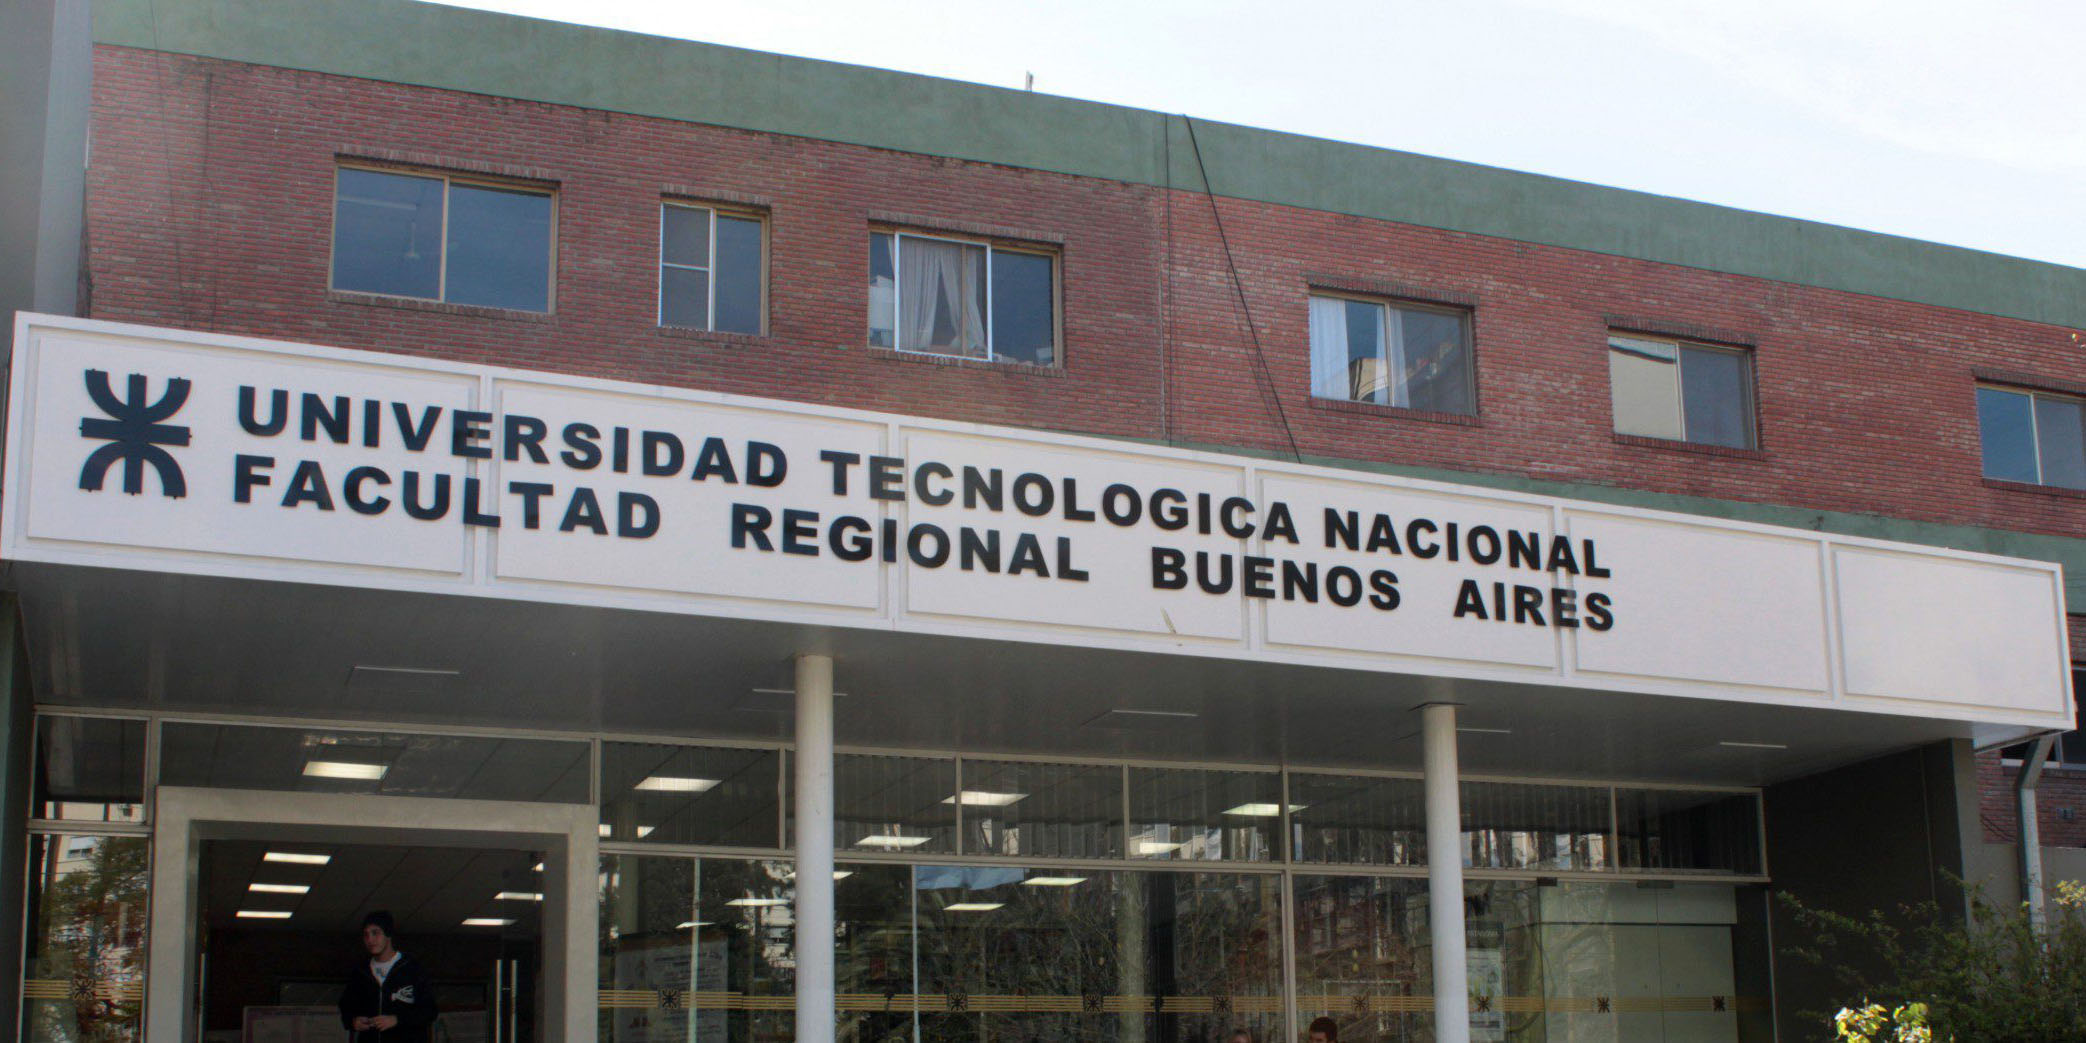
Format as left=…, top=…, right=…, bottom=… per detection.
left=4, top=315, right=2073, bottom=728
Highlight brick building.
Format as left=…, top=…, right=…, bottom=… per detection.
left=2, top=1, right=2080, bottom=1041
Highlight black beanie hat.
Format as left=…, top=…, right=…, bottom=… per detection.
left=362, top=909, right=396, bottom=937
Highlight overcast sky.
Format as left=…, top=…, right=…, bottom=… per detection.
left=431, top=0, right=2086, bottom=271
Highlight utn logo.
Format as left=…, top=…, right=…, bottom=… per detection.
left=78, top=370, right=191, bottom=497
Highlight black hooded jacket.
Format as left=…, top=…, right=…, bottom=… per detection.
left=338, top=952, right=439, bottom=1043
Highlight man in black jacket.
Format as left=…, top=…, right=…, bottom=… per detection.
left=339, top=910, right=439, bottom=1042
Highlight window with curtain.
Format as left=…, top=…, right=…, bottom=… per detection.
left=659, top=202, right=765, bottom=333
left=868, top=231, right=1057, bottom=365
left=1307, top=294, right=1474, bottom=414
left=1608, top=334, right=1758, bottom=449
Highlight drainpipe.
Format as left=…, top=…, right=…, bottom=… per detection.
left=2017, top=734, right=2056, bottom=936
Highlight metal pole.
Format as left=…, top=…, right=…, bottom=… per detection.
left=794, top=654, right=837, bottom=1043
left=2017, top=734, right=2056, bottom=936
left=1421, top=703, right=1470, bottom=1043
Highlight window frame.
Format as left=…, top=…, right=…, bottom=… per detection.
left=328, top=162, right=559, bottom=313
left=868, top=229, right=1062, bottom=366
left=1976, top=382, right=2086, bottom=489
left=1606, top=332, right=1759, bottom=449
left=657, top=199, right=767, bottom=334
left=1305, top=290, right=1478, bottom=416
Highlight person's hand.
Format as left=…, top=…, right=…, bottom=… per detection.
left=351, top=1016, right=373, bottom=1030
left=372, top=1015, right=399, bottom=1030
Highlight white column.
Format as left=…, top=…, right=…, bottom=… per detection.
left=1421, top=702, right=1470, bottom=1043
left=2018, top=734, right=2056, bottom=936
left=794, top=653, right=837, bottom=1043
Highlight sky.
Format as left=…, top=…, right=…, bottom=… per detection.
left=428, top=0, right=2086, bottom=270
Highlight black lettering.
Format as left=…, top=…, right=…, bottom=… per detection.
left=747, top=441, right=787, bottom=487
left=869, top=456, right=906, bottom=501
left=641, top=432, right=684, bottom=476
left=781, top=509, right=819, bottom=555
left=451, top=410, right=493, bottom=459
left=1368, top=569, right=1400, bottom=610
left=1551, top=587, right=1579, bottom=628
left=1453, top=578, right=1488, bottom=619
left=1583, top=540, right=1611, bottom=579
left=915, top=462, right=954, bottom=506
left=344, top=466, right=392, bottom=515
left=830, top=515, right=873, bottom=561
left=1055, top=537, right=1088, bottom=582
left=1218, top=496, right=1255, bottom=539
left=301, top=394, right=350, bottom=444
left=233, top=454, right=274, bottom=503
left=394, top=403, right=442, bottom=451
left=907, top=524, right=950, bottom=567
left=1012, top=473, right=1053, bottom=516
left=1507, top=530, right=1541, bottom=571
left=1195, top=552, right=1234, bottom=594
left=819, top=450, right=860, bottom=495
left=1445, top=522, right=1461, bottom=562
left=962, top=467, right=1003, bottom=511
left=1281, top=560, right=1319, bottom=602
left=1512, top=585, right=1545, bottom=625
left=959, top=528, right=1001, bottom=572
left=461, top=477, right=500, bottom=527
left=504, top=414, right=549, bottom=463
left=402, top=472, right=450, bottom=521
left=1325, top=509, right=1359, bottom=550
left=560, top=487, right=609, bottom=535
left=611, top=427, right=630, bottom=473
left=691, top=437, right=739, bottom=483
left=1008, top=533, right=1048, bottom=576
left=731, top=503, right=774, bottom=550
left=1152, top=547, right=1187, bottom=590
left=509, top=481, right=553, bottom=528
left=1585, top=592, right=1615, bottom=631
left=282, top=460, right=333, bottom=510
left=1151, top=489, right=1189, bottom=531
left=238, top=387, right=287, bottom=436
left=1545, top=535, right=1579, bottom=575
left=1061, top=479, right=1095, bottom=522
left=1366, top=514, right=1402, bottom=554
left=1101, top=484, right=1142, bottom=526
left=1242, top=556, right=1276, bottom=598
left=1408, top=519, right=1441, bottom=559
left=1469, top=525, right=1502, bottom=566
left=561, top=424, right=601, bottom=470
left=618, top=493, right=659, bottom=538
left=1262, top=502, right=1299, bottom=544
left=362, top=399, right=381, bottom=448
left=1326, top=566, right=1363, bottom=607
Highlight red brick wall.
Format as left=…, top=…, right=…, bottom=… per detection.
left=85, top=45, right=2086, bottom=567
left=1978, top=749, right=2086, bottom=849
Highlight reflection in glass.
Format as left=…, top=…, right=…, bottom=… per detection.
left=1460, top=781, right=1612, bottom=871
left=961, top=759, right=1122, bottom=859
left=1616, top=789, right=1763, bottom=875
left=1288, top=773, right=1426, bottom=865
left=715, top=215, right=765, bottom=335
left=1129, top=766, right=1282, bottom=862
left=822, top=753, right=957, bottom=854
left=1977, top=387, right=2039, bottom=483
left=1291, top=873, right=1432, bottom=1042
left=21, top=834, right=149, bottom=1043
left=331, top=168, right=443, bottom=299
left=160, top=723, right=590, bottom=802
left=989, top=250, right=1054, bottom=365
left=445, top=183, right=553, bottom=311
left=2034, top=394, right=2086, bottom=489
left=1679, top=345, right=1754, bottom=448
left=1399, top=307, right=1475, bottom=415
left=33, top=717, right=146, bottom=823
left=600, top=743, right=779, bottom=847
left=1609, top=336, right=1684, bottom=441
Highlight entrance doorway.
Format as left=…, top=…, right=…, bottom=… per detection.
left=193, top=839, right=544, bottom=1042
left=148, top=787, right=598, bottom=1042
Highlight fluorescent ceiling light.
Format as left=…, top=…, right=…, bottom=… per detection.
left=302, top=760, right=387, bottom=781
left=940, top=790, right=1027, bottom=807
left=1135, top=840, right=1185, bottom=855
left=462, top=917, right=515, bottom=927
left=855, top=834, right=930, bottom=849
left=1220, top=803, right=1307, bottom=817
left=725, top=897, right=788, bottom=908
left=636, top=776, right=718, bottom=793
left=675, top=921, right=713, bottom=929
left=833, top=870, right=854, bottom=880
left=1718, top=741, right=1790, bottom=750
left=248, top=882, right=310, bottom=894
left=635, top=825, right=656, bottom=838
left=237, top=910, right=293, bottom=919
left=494, top=891, right=543, bottom=902
left=533, top=862, right=544, bottom=872
left=263, top=852, right=331, bottom=865
left=1022, top=876, right=1087, bottom=887
left=944, top=902, right=1003, bottom=912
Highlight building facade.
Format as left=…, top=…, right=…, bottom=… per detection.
left=2, top=1, right=2081, bottom=1041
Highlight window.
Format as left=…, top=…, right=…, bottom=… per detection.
left=1608, top=334, right=1756, bottom=448
left=1978, top=385, right=2086, bottom=489
left=1307, top=294, right=1475, bottom=414
left=867, top=231, right=1057, bottom=365
left=2003, top=669, right=2086, bottom=767
left=658, top=202, right=764, bottom=333
left=330, top=166, right=554, bottom=312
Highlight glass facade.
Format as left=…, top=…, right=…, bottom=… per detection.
left=19, top=715, right=1774, bottom=1040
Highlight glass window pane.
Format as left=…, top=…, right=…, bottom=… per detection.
left=1396, top=307, right=1475, bottom=415
left=331, top=168, right=443, bottom=299
left=960, top=759, right=1122, bottom=859
left=1609, top=336, right=1684, bottom=440
left=22, top=834, right=149, bottom=1043
left=898, top=237, right=987, bottom=358
left=698, top=858, right=799, bottom=1038
left=1616, top=789, right=1762, bottom=875
left=661, top=204, right=711, bottom=268
left=1308, top=295, right=1352, bottom=400
left=1679, top=345, right=1755, bottom=448
left=868, top=233, right=896, bottom=348
left=600, top=743, right=779, bottom=847
left=159, top=723, right=590, bottom=802
left=1127, top=766, right=1282, bottom=862
left=1977, top=386, right=2039, bottom=483
left=824, top=753, right=957, bottom=854
left=2033, top=394, right=2086, bottom=489
left=1461, top=781, right=1612, bottom=871
left=659, top=265, right=709, bottom=329
left=1346, top=299, right=1388, bottom=403
left=33, top=716, right=145, bottom=822
left=1287, top=773, right=1426, bottom=865
left=714, top=215, right=764, bottom=334
left=1292, top=874, right=1432, bottom=1040
left=989, top=250, right=1054, bottom=365
left=599, top=854, right=698, bottom=1040
left=444, top=183, right=553, bottom=311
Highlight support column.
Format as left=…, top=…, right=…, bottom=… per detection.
left=794, top=654, right=836, bottom=1043
left=2017, top=734, right=2056, bottom=936
left=1421, top=703, right=1469, bottom=1043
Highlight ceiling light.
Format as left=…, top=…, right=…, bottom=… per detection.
left=533, top=863, right=544, bottom=872
left=248, top=882, right=310, bottom=894
left=855, top=835, right=929, bottom=849
left=598, top=824, right=613, bottom=837
left=238, top=910, right=293, bottom=919
left=263, top=852, right=331, bottom=865
left=1022, top=876, right=1087, bottom=887
left=1220, top=803, right=1307, bottom=817
left=833, top=870, right=853, bottom=880
left=945, top=902, right=1003, bottom=912
left=1135, top=840, right=1185, bottom=855
left=635, top=826, right=656, bottom=838
left=494, top=892, right=543, bottom=902
left=676, top=921, right=713, bottom=929
left=462, top=918, right=514, bottom=927
left=302, top=760, right=387, bottom=781
left=636, top=776, right=718, bottom=793
left=725, top=897, right=788, bottom=908
left=1458, top=727, right=1513, bottom=736
left=1718, top=741, right=1790, bottom=750
left=941, top=790, right=1027, bottom=807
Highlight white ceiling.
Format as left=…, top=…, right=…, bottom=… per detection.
left=11, top=562, right=2031, bottom=788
